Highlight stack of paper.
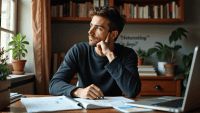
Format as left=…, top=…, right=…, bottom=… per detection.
left=10, top=92, right=23, bottom=103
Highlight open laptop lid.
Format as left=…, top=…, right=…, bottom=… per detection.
left=182, top=46, right=200, bottom=112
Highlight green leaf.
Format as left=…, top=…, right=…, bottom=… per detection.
left=23, top=49, right=28, bottom=53
left=13, top=46, right=19, bottom=51
left=165, top=45, right=174, bottom=51
left=21, top=36, right=26, bottom=41
left=22, top=41, right=29, bottom=45
left=169, top=31, right=177, bottom=44
left=21, top=45, right=25, bottom=50
left=19, top=49, right=23, bottom=54
left=6, top=48, right=12, bottom=52
left=17, top=32, right=22, bottom=41
left=8, top=41, right=17, bottom=46
left=174, top=73, right=185, bottom=81
left=22, top=53, right=25, bottom=57
left=147, top=48, right=159, bottom=56
left=182, top=89, right=185, bottom=96
left=177, top=27, right=188, bottom=33
left=174, top=45, right=182, bottom=52
left=12, top=51, right=18, bottom=57
left=175, top=30, right=182, bottom=40
left=12, top=36, right=17, bottom=41
left=155, top=42, right=163, bottom=49
left=157, top=50, right=167, bottom=61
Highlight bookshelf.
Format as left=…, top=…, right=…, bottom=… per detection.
left=51, top=0, right=184, bottom=24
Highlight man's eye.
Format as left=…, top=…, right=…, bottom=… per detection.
left=98, top=27, right=102, bottom=30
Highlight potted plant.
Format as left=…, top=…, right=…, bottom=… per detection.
left=0, top=47, right=11, bottom=110
left=6, top=32, right=29, bottom=75
left=136, top=47, right=149, bottom=66
left=147, top=42, right=168, bottom=75
left=147, top=28, right=188, bottom=76
left=174, top=53, right=193, bottom=96
left=163, top=28, right=188, bottom=76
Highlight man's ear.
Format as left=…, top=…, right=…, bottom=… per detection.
left=110, top=30, right=118, bottom=40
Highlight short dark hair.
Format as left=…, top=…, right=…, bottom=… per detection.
left=89, top=6, right=126, bottom=41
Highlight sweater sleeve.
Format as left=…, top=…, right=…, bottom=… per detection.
left=49, top=45, right=79, bottom=97
left=104, top=51, right=141, bottom=98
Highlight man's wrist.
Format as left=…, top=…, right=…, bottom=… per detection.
left=106, top=51, right=116, bottom=62
left=71, top=88, right=81, bottom=97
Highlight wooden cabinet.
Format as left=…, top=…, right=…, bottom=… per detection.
left=7, top=73, right=35, bottom=95
left=70, top=75, right=184, bottom=97
left=138, top=76, right=184, bottom=97
left=51, top=0, right=184, bottom=24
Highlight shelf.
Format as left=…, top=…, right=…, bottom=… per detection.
left=51, top=0, right=184, bottom=24
left=52, top=17, right=184, bottom=24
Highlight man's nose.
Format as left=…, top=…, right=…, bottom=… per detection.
left=88, top=26, right=95, bottom=36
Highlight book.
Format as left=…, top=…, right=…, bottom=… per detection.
left=138, top=68, right=155, bottom=71
left=138, top=71, right=156, bottom=73
left=139, top=73, right=157, bottom=76
left=100, top=0, right=104, bottom=7
left=172, top=1, right=176, bottom=19
left=21, top=96, right=134, bottom=112
left=138, top=65, right=154, bottom=68
left=59, top=5, right=63, bottom=17
left=73, top=96, right=134, bottom=109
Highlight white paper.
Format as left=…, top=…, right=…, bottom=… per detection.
left=110, top=101, right=153, bottom=112
left=21, top=96, right=82, bottom=112
left=74, top=96, right=134, bottom=109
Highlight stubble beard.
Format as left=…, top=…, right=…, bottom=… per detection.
left=89, top=35, right=98, bottom=47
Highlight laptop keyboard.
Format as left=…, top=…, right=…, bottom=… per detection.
left=152, top=99, right=184, bottom=108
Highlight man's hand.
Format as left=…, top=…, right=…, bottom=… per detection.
left=71, top=84, right=104, bottom=100
left=97, top=32, right=116, bottom=62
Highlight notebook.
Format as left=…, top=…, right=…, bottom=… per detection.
left=125, top=46, right=200, bottom=112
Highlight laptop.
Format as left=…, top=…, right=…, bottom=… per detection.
left=125, top=46, right=200, bottom=112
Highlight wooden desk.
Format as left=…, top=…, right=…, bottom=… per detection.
left=1, top=95, right=200, bottom=112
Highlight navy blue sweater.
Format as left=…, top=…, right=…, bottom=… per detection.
left=49, top=42, right=141, bottom=98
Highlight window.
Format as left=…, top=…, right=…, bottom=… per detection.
left=0, top=0, right=17, bottom=63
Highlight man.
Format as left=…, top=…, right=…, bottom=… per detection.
left=49, top=6, right=141, bottom=100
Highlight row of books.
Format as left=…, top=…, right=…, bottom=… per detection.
left=53, top=52, right=66, bottom=74
left=51, top=0, right=109, bottom=17
left=138, top=65, right=157, bottom=76
left=121, top=1, right=180, bottom=19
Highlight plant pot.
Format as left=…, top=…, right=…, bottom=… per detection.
left=11, top=60, right=27, bottom=75
left=0, top=79, right=11, bottom=110
left=158, top=62, right=167, bottom=76
left=138, top=58, right=144, bottom=66
left=164, top=64, right=178, bottom=77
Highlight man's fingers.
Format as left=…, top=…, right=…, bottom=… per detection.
left=91, top=84, right=104, bottom=98
left=105, top=32, right=110, bottom=43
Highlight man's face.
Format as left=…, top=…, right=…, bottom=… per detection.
left=88, top=15, right=110, bottom=47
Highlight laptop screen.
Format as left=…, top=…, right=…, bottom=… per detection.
left=182, top=46, right=200, bottom=112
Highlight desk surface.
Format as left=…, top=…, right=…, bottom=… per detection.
left=1, top=95, right=200, bottom=113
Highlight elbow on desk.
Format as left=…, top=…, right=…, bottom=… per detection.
left=125, top=81, right=142, bottom=98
